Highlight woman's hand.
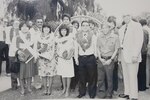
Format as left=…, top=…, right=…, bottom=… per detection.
left=38, top=43, right=48, bottom=53
left=66, top=49, right=74, bottom=60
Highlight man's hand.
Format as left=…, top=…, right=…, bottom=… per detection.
left=100, top=58, right=106, bottom=65
left=104, top=59, right=112, bottom=65
left=132, top=56, right=138, bottom=63
left=75, top=59, right=79, bottom=65
left=66, top=49, right=74, bottom=60
left=34, top=55, right=39, bottom=63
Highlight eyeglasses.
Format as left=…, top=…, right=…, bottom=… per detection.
left=37, top=21, right=43, bottom=23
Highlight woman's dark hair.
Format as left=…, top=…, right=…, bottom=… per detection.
left=19, top=21, right=30, bottom=30
left=42, top=23, right=51, bottom=33
left=71, top=20, right=79, bottom=29
left=62, top=13, right=71, bottom=21
left=59, top=24, right=70, bottom=37
left=81, top=20, right=89, bottom=26
left=139, top=19, right=147, bottom=26
left=107, top=16, right=116, bottom=27
left=89, top=20, right=96, bottom=26
left=122, top=21, right=125, bottom=26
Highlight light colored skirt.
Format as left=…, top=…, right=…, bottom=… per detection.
left=57, top=57, right=74, bottom=78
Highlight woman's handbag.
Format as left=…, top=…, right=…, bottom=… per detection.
left=10, top=50, right=20, bottom=73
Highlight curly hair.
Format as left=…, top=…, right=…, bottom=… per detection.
left=59, top=24, right=70, bottom=37
left=42, top=23, right=52, bottom=33
left=62, top=13, right=71, bottom=21
left=19, top=21, right=30, bottom=30
left=71, top=20, right=79, bottom=29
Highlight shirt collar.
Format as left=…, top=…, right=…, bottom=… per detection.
left=100, top=32, right=114, bottom=38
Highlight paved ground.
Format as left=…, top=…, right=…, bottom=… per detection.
left=0, top=77, right=125, bottom=100
left=0, top=75, right=11, bottom=93
left=0, top=62, right=150, bottom=100
left=0, top=62, right=11, bottom=92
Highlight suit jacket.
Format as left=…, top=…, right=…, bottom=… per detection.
left=119, top=20, right=143, bottom=63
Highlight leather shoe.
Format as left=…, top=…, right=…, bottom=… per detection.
left=77, top=94, right=85, bottom=98
left=119, top=94, right=129, bottom=99
left=90, top=95, right=95, bottom=98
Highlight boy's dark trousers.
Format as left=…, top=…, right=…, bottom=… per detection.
left=9, top=57, right=18, bottom=89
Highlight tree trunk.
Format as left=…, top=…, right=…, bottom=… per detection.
left=85, top=0, right=94, bottom=12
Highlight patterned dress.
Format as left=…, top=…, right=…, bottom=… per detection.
left=37, top=33, right=56, bottom=77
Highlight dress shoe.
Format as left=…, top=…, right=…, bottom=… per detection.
left=77, top=94, right=85, bottom=98
left=119, top=94, right=129, bottom=99
left=90, top=95, right=95, bottom=98
left=6, top=73, right=11, bottom=77
left=146, top=87, right=149, bottom=89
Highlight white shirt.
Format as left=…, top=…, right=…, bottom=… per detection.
left=5, top=26, right=12, bottom=44
left=9, top=34, right=17, bottom=57
left=0, top=25, right=12, bottom=43
left=0, top=25, right=4, bottom=41
left=75, top=34, right=97, bottom=58
left=29, top=27, right=41, bottom=43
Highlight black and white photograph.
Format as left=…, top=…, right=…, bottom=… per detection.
left=0, top=0, right=150, bottom=100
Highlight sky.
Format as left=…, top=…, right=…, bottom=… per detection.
left=96, top=0, right=150, bottom=22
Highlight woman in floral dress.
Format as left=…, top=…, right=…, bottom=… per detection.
left=36, top=24, right=56, bottom=95
left=56, top=24, right=75, bottom=97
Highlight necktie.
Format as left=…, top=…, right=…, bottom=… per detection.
left=122, top=24, right=128, bottom=44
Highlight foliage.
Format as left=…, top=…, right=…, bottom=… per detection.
left=6, top=0, right=95, bottom=21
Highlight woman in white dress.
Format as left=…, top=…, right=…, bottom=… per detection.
left=56, top=24, right=75, bottom=97
left=36, top=24, right=56, bottom=95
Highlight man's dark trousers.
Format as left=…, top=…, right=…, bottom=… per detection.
left=97, top=59, right=115, bottom=98
left=78, top=54, right=97, bottom=97
left=70, top=58, right=79, bottom=90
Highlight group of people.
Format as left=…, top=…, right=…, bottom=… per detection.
left=0, top=13, right=150, bottom=100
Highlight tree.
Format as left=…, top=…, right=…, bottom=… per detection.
left=6, top=0, right=95, bottom=21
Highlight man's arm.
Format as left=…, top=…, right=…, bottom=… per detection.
left=111, top=37, right=120, bottom=60
left=93, top=35, right=98, bottom=58
left=74, top=41, right=79, bottom=65
left=96, top=36, right=106, bottom=65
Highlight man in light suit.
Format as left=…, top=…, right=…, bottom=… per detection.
left=118, top=15, right=143, bottom=100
